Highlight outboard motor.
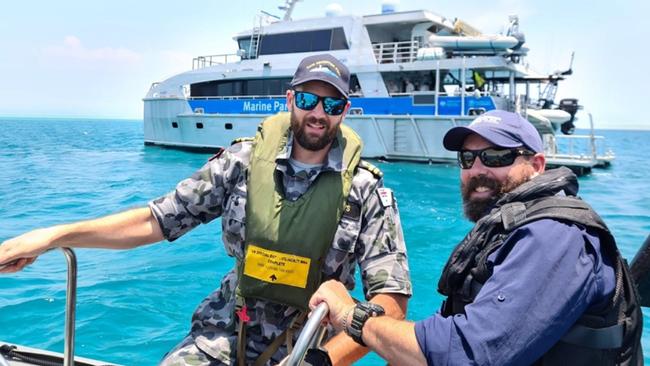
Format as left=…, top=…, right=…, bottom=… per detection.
left=558, top=98, right=579, bottom=134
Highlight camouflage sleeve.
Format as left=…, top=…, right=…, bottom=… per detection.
left=355, top=174, right=412, bottom=299
left=148, top=143, right=251, bottom=241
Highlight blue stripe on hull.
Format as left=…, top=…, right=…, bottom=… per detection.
left=187, top=96, right=496, bottom=116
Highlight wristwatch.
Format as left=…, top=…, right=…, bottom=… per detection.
left=345, top=302, right=385, bottom=346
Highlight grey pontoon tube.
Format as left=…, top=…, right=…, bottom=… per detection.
left=62, top=248, right=77, bottom=366
left=286, top=302, right=329, bottom=366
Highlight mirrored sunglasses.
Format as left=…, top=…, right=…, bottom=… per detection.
left=293, top=91, right=347, bottom=116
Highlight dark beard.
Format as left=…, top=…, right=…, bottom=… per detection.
left=461, top=174, right=530, bottom=222
left=290, top=109, right=338, bottom=151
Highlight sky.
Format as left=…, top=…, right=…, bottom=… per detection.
left=0, top=0, right=648, bottom=129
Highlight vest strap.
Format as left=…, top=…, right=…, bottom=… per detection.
left=237, top=319, right=247, bottom=366
left=236, top=295, right=247, bottom=366
left=500, top=202, right=527, bottom=231
left=561, top=323, right=624, bottom=349
left=250, top=312, right=306, bottom=366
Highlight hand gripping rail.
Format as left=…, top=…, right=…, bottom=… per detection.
left=0, top=248, right=77, bottom=366
left=285, top=303, right=329, bottom=366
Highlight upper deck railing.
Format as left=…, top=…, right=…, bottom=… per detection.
left=373, top=40, right=419, bottom=64
left=192, top=53, right=241, bottom=70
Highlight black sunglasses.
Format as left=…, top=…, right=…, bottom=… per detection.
left=293, top=91, right=347, bottom=116
left=458, top=147, right=535, bottom=169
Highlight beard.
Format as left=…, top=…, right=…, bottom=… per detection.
left=461, top=174, right=530, bottom=222
left=290, top=109, right=338, bottom=151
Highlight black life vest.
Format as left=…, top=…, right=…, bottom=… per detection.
left=438, top=167, right=642, bottom=365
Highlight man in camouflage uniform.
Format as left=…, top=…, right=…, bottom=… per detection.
left=0, top=53, right=411, bottom=365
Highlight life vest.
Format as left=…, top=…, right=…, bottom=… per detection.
left=438, top=167, right=642, bottom=365
left=237, top=112, right=362, bottom=310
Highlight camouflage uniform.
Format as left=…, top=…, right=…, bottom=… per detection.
left=152, top=132, right=412, bottom=365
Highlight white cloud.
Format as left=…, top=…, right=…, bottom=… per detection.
left=43, top=35, right=142, bottom=64
left=160, top=50, right=194, bottom=71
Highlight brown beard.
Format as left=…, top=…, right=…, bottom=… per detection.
left=461, top=174, right=531, bottom=222
left=290, top=109, right=338, bottom=151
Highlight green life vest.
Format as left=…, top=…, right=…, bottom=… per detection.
left=237, top=112, right=362, bottom=310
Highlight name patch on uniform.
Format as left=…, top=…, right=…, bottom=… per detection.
left=377, top=188, right=394, bottom=208
left=243, top=245, right=311, bottom=289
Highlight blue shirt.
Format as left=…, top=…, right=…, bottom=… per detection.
left=414, top=219, right=616, bottom=365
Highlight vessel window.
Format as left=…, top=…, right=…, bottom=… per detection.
left=238, top=39, right=252, bottom=57
left=172, top=122, right=178, bottom=128
left=258, top=28, right=348, bottom=55
left=413, top=94, right=436, bottom=105
left=218, top=82, right=232, bottom=96
left=196, top=122, right=204, bottom=129
left=331, top=28, right=348, bottom=50
left=247, top=79, right=264, bottom=96
left=264, top=79, right=282, bottom=95
left=232, top=81, right=244, bottom=95
left=190, top=78, right=291, bottom=97
left=225, top=123, right=233, bottom=130
left=349, top=108, right=363, bottom=115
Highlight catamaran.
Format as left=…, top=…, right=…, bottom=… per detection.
left=143, top=0, right=613, bottom=174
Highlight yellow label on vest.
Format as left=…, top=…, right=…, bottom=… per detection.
left=243, top=245, right=311, bottom=288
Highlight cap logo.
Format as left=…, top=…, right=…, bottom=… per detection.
left=306, top=60, right=341, bottom=79
left=470, top=115, right=501, bottom=126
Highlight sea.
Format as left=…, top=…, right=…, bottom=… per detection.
left=0, top=117, right=648, bottom=365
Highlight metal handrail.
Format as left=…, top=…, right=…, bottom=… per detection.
left=0, top=248, right=77, bottom=365
left=372, top=40, right=419, bottom=64
left=286, top=303, right=329, bottom=366
left=192, top=53, right=241, bottom=70
left=62, top=248, right=77, bottom=366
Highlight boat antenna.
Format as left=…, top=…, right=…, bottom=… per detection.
left=561, top=51, right=575, bottom=76
left=261, top=10, right=281, bottom=20
left=278, top=0, right=302, bottom=21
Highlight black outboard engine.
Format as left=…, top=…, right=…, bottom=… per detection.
left=558, top=98, right=579, bottom=135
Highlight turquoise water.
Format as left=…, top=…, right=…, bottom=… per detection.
left=0, top=117, right=648, bottom=365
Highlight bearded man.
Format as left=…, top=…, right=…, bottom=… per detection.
left=0, top=54, right=412, bottom=365
left=309, top=110, right=642, bottom=365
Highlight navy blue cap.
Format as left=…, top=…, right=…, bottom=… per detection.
left=443, top=110, right=543, bottom=153
left=291, top=54, right=350, bottom=98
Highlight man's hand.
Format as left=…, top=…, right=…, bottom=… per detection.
left=0, top=227, right=58, bottom=273
left=309, top=280, right=356, bottom=332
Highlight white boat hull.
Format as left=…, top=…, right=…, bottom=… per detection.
left=144, top=99, right=473, bottom=162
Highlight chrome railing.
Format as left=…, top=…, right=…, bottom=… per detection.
left=62, top=248, right=77, bottom=366
left=286, top=302, right=329, bottom=366
left=543, top=112, right=614, bottom=165
left=0, top=249, right=77, bottom=366
left=373, top=40, right=419, bottom=64
left=192, top=53, right=241, bottom=70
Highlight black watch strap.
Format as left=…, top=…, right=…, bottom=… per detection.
left=345, top=302, right=385, bottom=346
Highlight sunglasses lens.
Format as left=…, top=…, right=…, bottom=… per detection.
left=323, top=97, right=346, bottom=115
left=295, top=92, right=319, bottom=110
left=480, top=148, right=517, bottom=167
left=458, top=151, right=476, bottom=169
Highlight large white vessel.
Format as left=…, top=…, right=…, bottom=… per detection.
left=143, top=0, right=613, bottom=173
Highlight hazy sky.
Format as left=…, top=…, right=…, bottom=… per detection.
left=1, top=0, right=648, bottom=129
